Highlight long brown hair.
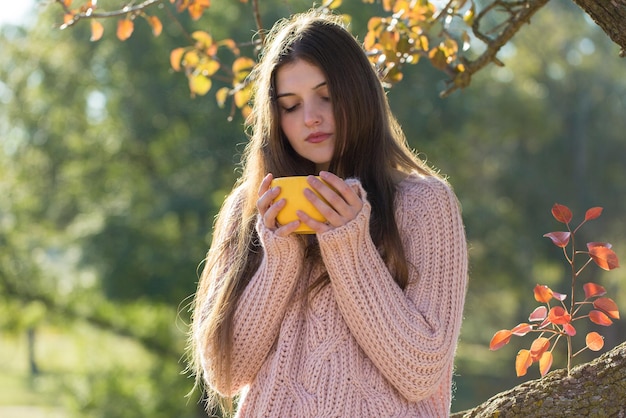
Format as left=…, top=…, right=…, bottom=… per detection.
left=189, top=9, right=437, bottom=413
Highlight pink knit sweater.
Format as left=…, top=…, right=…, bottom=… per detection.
left=199, top=173, right=468, bottom=417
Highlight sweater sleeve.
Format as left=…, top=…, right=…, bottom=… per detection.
left=197, top=189, right=304, bottom=396
left=317, top=175, right=468, bottom=403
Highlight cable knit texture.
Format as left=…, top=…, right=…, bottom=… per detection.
left=199, top=173, right=468, bottom=417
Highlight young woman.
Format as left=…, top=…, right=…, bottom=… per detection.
left=189, top=10, right=468, bottom=417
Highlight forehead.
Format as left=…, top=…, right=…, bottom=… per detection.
left=275, top=60, right=327, bottom=94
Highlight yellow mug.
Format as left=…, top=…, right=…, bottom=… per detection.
left=270, top=176, right=327, bottom=234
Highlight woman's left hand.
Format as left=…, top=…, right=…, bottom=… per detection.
left=298, top=171, right=364, bottom=234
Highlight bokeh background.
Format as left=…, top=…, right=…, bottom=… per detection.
left=1, top=0, right=625, bottom=417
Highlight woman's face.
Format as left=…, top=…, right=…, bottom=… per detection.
left=275, top=59, right=336, bottom=172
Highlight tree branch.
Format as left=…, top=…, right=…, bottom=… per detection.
left=441, top=0, right=551, bottom=97
left=452, top=341, right=626, bottom=417
left=57, top=0, right=164, bottom=29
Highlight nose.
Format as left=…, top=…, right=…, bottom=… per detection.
left=303, top=102, right=321, bottom=127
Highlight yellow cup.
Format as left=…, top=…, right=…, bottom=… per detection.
left=270, top=176, right=327, bottom=234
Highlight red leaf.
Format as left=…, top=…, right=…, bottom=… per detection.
left=551, top=203, right=573, bottom=224
left=543, top=231, right=571, bottom=248
left=593, top=297, right=620, bottom=319
left=515, top=349, right=532, bottom=377
left=588, top=246, right=620, bottom=271
left=534, top=284, right=554, bottom=303
left=586, top=332, right=604, bottom=351
left=583, top=282, right=607, bottom=299
left=548, top=306, right=571, bottom=325
left=587, top=241, right=612, bottom=250
left=539, top=351, right=553, bottom=377
left=511, top=323, right=533, bottom=336
left=529, top=306, right=548, bottom=322
left=589, top=310, right=613, bottom=326
left=490, top=330, right=512, bottom=351
left=584, top=207, right=603, bottom=221
left=551, top=291, right=567, bottom=302
left=530, top=337, right=550, bottom=361
left=563, top=323, right=576, bottom=336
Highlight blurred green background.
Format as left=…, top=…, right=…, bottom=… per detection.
left=1, top=0, right=625, bottom=417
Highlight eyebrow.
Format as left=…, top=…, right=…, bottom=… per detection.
left=275, top=81, right=327, bottom=99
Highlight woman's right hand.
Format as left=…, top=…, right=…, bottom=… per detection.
left=257, top=173, right=301, bottom=237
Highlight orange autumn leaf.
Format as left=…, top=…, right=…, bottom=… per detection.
left=489, top=330, right=512, bottom=351
left=117, top=19, right=134, bottom=41
left=148, top=16, right=163, bottom=36
left=586, top=332, right=604, bottom=351
left=90, top=20, right=104, bottom=42
left=589, top=310, right=612, bottom=326
left=583, top=282, right=607, bottom=299
left=188, top=0, right=211, bottom=20
left=588, top=245, right=620, bottom=271
left=539, top=351, right=553, bottom=377
left=170, top=48, right=185, bottom=71
left=547, top=306, right=571, bottom=325
left=533, top=284, right=553, bottom=303
left=515, top=349, right=532, bottom=377
left=511, top=323, right=533, bottom=336
left=593, top=297, right=620, bottom=319
left=530, top=337, right=550, bottom=361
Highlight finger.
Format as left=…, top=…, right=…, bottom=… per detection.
left=258, top=173, right=274, bottom=197
left=296, top=210, right=332, bottom=234
left=263, top=197, right=286, bottom=229
left=275, top=220, right=302, bottom=237
left=319, top=171, right=363, bottom=208
left=256, top=185, right=281, bottom=216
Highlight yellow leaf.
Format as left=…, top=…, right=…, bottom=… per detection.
left=189, top=73, right=212, bottom=96
left=192, top=31, right=213, bottom=50
left=218, top=39, right=240, bottom=56
left=148, top=16, right=163, bottom=37
left=183, top=50, right=200, bottom=68
left=90, top=20, right=104, bottom=42
left=117, top=19, right=134, bottom=41
left=198, top=59, right=220, bottom=77
left=234, top=84, right=252, bottom=108
left=241, top=104, right=252, bottom=119
left=170, top=48, right=185, bottom=71
left=327, top=0, right=342, bottom=9
left=64, top=0, right=73, bottom=7
left=64, top=14, right=74, bottom=25
left=215, top=87, right=229, bottom=107
left=232, top=57, right=255, bottom=83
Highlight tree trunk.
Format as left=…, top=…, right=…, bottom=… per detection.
left=570, top=0, right=626, bottom=57
left=452, top=341, right=626, bottom=417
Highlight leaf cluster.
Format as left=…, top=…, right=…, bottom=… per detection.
left=51, top=0, right=552, bottom=119
left=490, top=204, right=620, bottom=377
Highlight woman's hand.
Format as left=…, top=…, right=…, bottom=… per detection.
left=256, top=173, right=301, bottom=237
left=299, top=171, right=364, bottom=234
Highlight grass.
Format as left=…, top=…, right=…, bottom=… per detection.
left=0, top=322, right=153, bottom=417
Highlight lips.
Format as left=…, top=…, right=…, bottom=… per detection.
left=306, top=132, right=331, bottom=144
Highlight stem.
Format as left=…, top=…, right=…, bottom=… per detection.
left=575, top=257, right=594, bottom=277
left=567, top=334, right=572, bottom=375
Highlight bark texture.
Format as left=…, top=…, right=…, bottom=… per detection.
left=571, top=0, right=626, bottom=56
left=452, top=341, right=626, bottom=417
